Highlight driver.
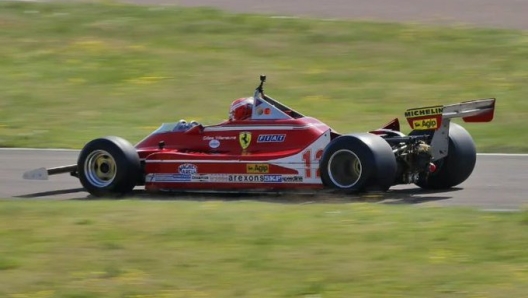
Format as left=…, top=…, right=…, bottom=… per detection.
left=229, top=97, right=254, bottom=121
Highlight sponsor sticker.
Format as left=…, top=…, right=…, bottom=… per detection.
left=281, top=175, right=303, bottom=183
left=264, top=175, right=282, bottom=183
left=405, top=105, right=443, bottom=130
left=203, top=136, right=236, bottom=140
left=257, top=134, right=286, bottom=143
left=226, top=174, right=302, bottom=183
left=246, top=164, right=269, bottom=174
left=256, top=107, right=271, bottom=115
left=239, top=131, right=252, bottom=150
left=209, top=174, right=230, bottom=183
left=191, top=174, right=210, bottom=182
left=209, top=139, right=220, bottom=149
left=229, top=174, right=261, bottom=183
left=146, top=173, right=303, bottom=184
left=228, top=174, right=280, bottom=183
left=178, top=163, right=197, bottom=174
left=147, top=173, right=191, bottom=182
left=404, top=106, right=443, bottom=118
left=412, top=118, right=438, bottom=130
left=215, top=136, right=236, bottom=140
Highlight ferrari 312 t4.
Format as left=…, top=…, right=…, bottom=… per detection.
left=24, top=75, right=496, bottom=197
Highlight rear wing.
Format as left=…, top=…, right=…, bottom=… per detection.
left=405, top=98, right=496, bottom=131
left=443, top=98, right=496, bottom=122
left=405, top=98, right=496, bottom=160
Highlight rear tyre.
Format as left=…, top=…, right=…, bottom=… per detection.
left=319, top=133, right=397, bottom=192
left=415, top=123, right=476, bottom=189
left=77, top=136, right=140, bottom=197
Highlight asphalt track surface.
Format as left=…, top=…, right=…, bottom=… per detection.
left=3, top=0, right=528, bottom=208
left=2, top=149, right=527, bottom=209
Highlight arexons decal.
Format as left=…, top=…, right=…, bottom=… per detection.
left=227, top=174, right=303, bottom=183
left=229, top=175, right=281, bottom=183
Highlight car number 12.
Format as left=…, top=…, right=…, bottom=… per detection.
left=302, top=149, right=324, bottom=178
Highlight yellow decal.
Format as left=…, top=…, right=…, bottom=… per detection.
left=239, top=131, right=252, bottom=150
left=247, top=164, right=269, bottom=174
left=405, top=106, right=443, bottom=118
left=412, top=118, right=438, bottom=130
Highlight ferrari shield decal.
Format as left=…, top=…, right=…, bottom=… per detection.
left=239, top=131, right=252, bottom=150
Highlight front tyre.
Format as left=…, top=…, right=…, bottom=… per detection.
left=77, top=136, right=140, bottom=197
left=319, top=133, right=397, bottom=193
left=415, top=123, right=476, bottom=189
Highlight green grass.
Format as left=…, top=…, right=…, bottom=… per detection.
left=1, top=200, right=528, bottom=297
left=1, top=1, right=528, bottom=151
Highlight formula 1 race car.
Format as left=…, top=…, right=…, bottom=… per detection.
left=24, top=75, right=496, bottom=197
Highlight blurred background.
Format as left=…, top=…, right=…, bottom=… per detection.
left=1, top=0, right=527, bottom=151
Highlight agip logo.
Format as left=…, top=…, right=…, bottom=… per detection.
left=246, top=164, right=269, bottom=174
left=239, top=131, right=252, bottom=150
left=412, top=118, right=438, bottom=130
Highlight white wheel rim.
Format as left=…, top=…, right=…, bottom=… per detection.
left=327, top=149, right=362, bottom=188
left=84, top=150, right=116, bottom=188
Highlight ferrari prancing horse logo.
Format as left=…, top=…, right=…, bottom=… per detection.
left=239, top=131, right=252, bottom=150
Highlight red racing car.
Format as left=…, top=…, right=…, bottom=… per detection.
left=24, top=75, right=496, bottom=197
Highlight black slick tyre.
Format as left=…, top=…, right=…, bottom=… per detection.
left=77, top=136, right=141, bottom=197
left=415, top=123, right=476, bottom=189
left=319, top=133, right=397, bottom=193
